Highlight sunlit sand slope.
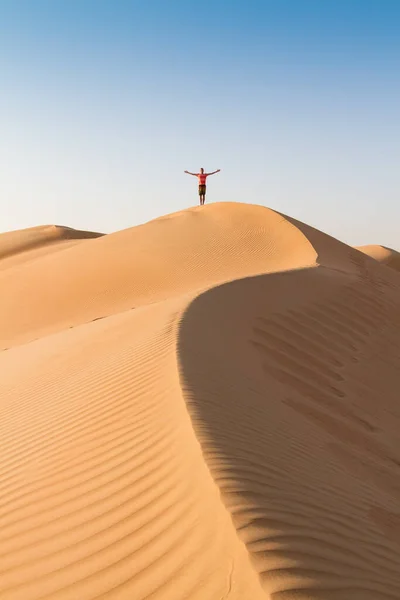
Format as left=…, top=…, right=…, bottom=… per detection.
left=0, top=301, right=264, bottom=599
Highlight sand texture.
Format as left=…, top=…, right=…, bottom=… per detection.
left=1, top=202, right=400, bottom=599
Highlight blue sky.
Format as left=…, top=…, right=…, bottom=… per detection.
left=1, top=0, right=399, bottom=247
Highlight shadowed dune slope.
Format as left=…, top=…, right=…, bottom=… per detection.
left=178, top=263, right=400, bottom=599
left=357, top=244, right=400, bottom=274
left=1, top=202, right=400, bottom=599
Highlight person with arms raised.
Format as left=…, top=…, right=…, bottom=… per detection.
left=184, top=167, right=221, bottom=205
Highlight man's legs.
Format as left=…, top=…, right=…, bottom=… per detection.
left=198, top=185, right=206, bottom=205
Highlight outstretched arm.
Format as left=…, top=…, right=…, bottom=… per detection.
left=206, top=169, right=221, bottom=176
left=184, top=170, right=198, bottom=176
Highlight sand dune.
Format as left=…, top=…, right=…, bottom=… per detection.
left=1, top=202, right=400, bottom=599
left=0, top=225, right=103, bottom=272
left=357, top=244, right=400, bottom=273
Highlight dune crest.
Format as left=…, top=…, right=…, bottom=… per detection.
left=1, top=202, right=400, bottom=599
left=1, top=203, right=319, bottom=348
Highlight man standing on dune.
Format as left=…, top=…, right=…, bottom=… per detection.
left=184, top=167, right=221, bottom=206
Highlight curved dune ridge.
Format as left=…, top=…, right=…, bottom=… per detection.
left=1, top=202, right=400, bottom=599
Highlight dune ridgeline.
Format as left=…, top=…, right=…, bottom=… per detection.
left=1, top=202, right=400, bottom=599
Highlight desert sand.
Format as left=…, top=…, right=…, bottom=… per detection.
left=1, top=202, right=400, bottom=599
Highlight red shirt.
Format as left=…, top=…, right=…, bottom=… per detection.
left=198, top=173, right=208, bottom=185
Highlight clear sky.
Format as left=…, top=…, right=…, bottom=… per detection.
left=1, top=0, right=399, bottom=247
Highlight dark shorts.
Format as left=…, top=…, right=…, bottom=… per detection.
left=198, top=185, right=206, bottom=195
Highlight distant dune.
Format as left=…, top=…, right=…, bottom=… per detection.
left=1, top=203, right=400, bottom=599
left=0, top=225, right=103, bottom=271
left=357, top=244, right=400, bottom=273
